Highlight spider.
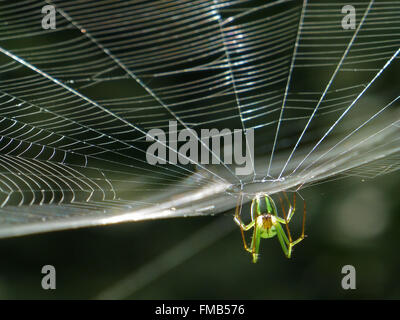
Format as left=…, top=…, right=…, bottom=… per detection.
left=234, top=192, right=306, bottom=263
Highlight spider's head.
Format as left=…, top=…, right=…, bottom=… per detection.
left=261, top=214, right=273, bottom=229
left=257, top=214, right=278, bottom=239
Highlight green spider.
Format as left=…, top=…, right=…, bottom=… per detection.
left=234, top=192, right=306, bottom=263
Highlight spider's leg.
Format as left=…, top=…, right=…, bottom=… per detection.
left=300, top=198, right=306, bottom=238
left=275, top=223, right=290, bottom=258
left=282, top=192, right=296, bottom=222
left=250, top=195, right=258, bottom=221
left=285, top=200, right=307, bottom=257
left=287, top=192, right=296, bottom=221
left=275, top=194, right=306, bottom=258
left=276, top=222, right=304, bottom=259
left=286, top=233, right=306, bottom=259
left=250, top=221, right=261, bottom=263
left=279, top=193, right=293, bottom=243
left=233, top=194, right=254, bottom=253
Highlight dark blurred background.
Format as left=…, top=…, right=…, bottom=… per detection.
left=0, top=0, right=399, bottom=300
left=0, top=170, right=399, bottom=299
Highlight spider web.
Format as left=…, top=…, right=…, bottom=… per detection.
left=0, top=0, right=399, bottom=237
